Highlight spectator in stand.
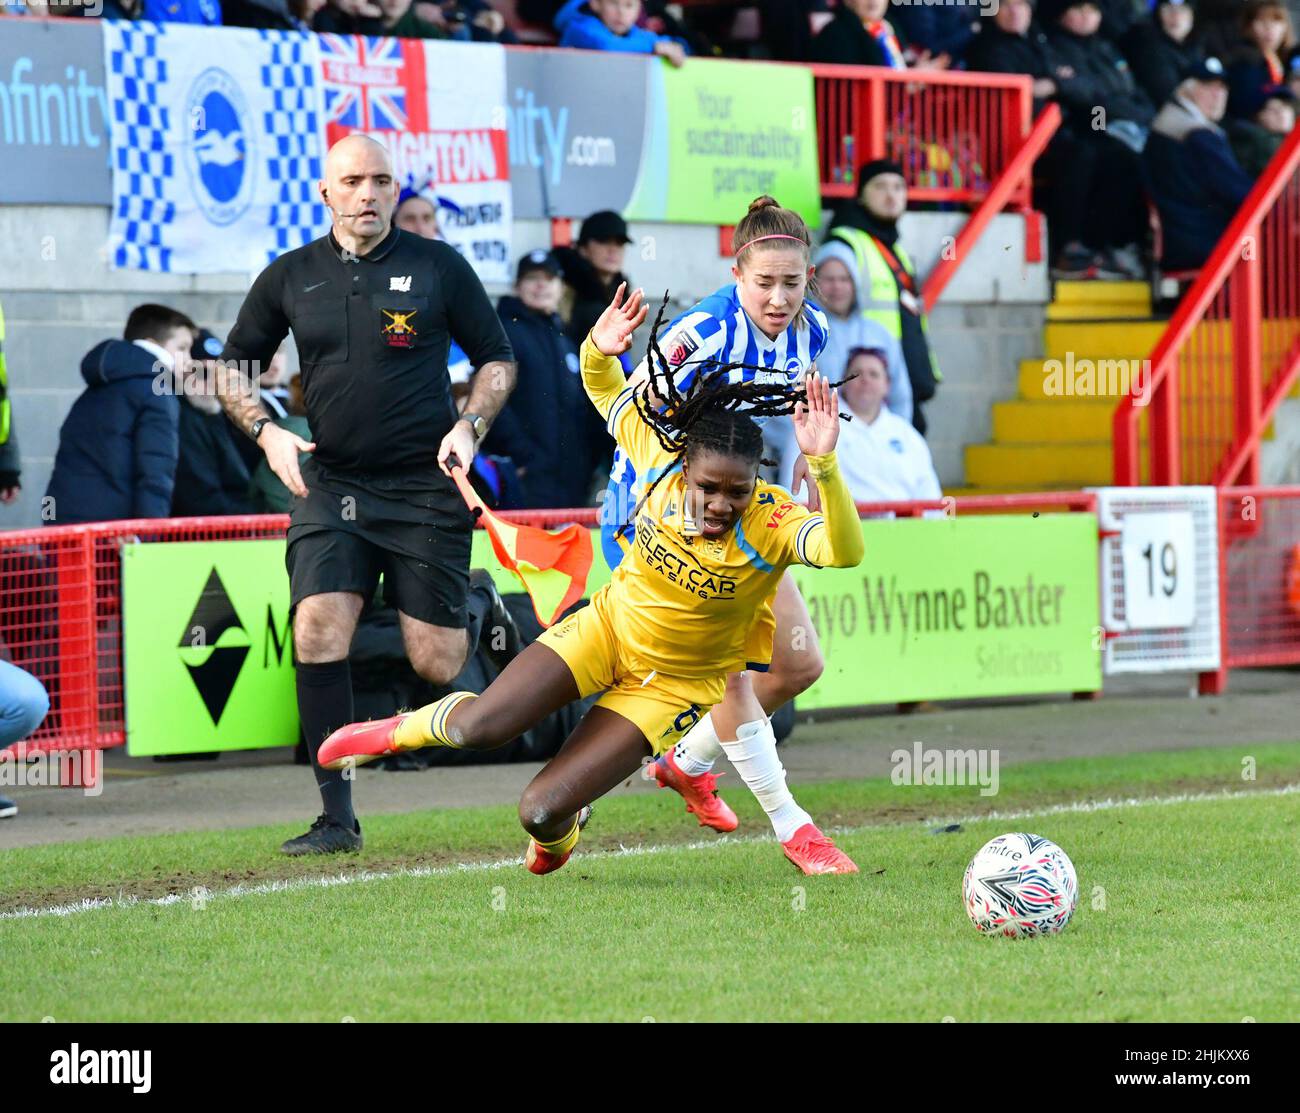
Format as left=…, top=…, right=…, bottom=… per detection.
left=811, top=240, right=912, bottom=424
left=1289, top=49, right=1300, bottom=97
left=1092, top=0, right=1146, bottom=43
left=555, top=210, right=633, bottom=357
left=484, top=250, right=608, bottom=510
left=222, top=0, right=327, bottom=29
left=45, top=305, right=195, bottom=526
left=774, top=347, right=940, bottom=504
left=968, top=0, right=1068, bottom=120
left=1127, top=0, right=1205, bottom=107
left=890, top=2, right=983, bottom=66
left=1197, top=0, right=1251, bottom=59
left=0, top=301, right=19, bottom=508
left=1227, top=0, right=1296, bottom=116
left=971, top=0, right=1148, bottom=276
left=1041, top=0, right=1154, bottom=278
left=409, top=2, right=517, bottom=42
left=1143, top=57, right=1254, bottom=269
left=827, top=159, right=940, bottom=436
left=395, top=187, right=442, bottom=239
left=1226, top=82, right=1297, bottom=175
left=556, top=0, right=689, bottom=66
left=811, top=0, right=951, bottom=70
left=172, top=330, right=259, bottom=518
left=0, top=660, right=50, bottom=820
left=316, top=0, right=443, bottom=35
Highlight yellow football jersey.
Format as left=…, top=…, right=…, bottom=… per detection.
left=582, top=339, right=864, bottom=680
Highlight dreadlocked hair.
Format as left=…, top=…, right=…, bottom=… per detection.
left=623, top=294, right=852, bottom=529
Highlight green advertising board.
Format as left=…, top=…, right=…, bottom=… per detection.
left=120, top=515, right=1100, bottom=754
left=788, top=515, right=1102, bottom=707
left=626, top=58, right=820, bottom=226
left=123, top=540, right=297, bottom=756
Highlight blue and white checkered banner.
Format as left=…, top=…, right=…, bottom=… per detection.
left=104, top=21, right=328, bottom=274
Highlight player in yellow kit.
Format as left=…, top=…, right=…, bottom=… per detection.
left=318, top=284, right=864, bottom=874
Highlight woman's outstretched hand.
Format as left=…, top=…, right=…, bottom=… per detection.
left=590, top=283, right=648, bottom=357
left=793, top=371, right=842, bottom=458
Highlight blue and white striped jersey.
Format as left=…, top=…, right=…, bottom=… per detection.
left=601, top=283, right=829, bottom=568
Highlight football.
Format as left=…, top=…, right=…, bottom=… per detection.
left=962, top=833, right=1079, bottom=938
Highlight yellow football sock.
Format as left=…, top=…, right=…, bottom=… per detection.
left=393, top=692, right=476, bottom=750
left=533, top=818, right=581, bottom=857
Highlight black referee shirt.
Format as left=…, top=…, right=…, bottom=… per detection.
left=220, top=227, right=514, bottom=475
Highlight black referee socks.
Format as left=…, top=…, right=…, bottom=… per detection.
left=296, top=658, right=357, bottom=830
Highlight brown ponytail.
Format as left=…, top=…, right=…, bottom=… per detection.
left=733, top=195, right=812, bottom=266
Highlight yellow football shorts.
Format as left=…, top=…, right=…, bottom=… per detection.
left=536, top=587, right=726, bottom=755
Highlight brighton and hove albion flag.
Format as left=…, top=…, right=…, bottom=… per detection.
left=104, top=22, right=328, bottom=273
left=451, top=467, right=592, bottom=628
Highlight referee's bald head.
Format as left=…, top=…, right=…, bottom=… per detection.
left=319, top=135, right=399, bottom=249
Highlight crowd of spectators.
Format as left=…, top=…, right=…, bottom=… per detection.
left=7, top=0, right=1295, bottom=277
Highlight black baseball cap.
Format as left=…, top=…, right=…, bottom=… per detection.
left=578, top=210, right=631, bottom=245
left=190, top=328, right=225, bottom=362
left=516, top=249, right=562, bottom=282
left=1188, top=56, right=1228, bottom=84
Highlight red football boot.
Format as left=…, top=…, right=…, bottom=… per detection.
left=781, top=823, right=859, bottom=875
left=525, top=806, right=592, bottom=875
left=317, top=714, right=410, bottom=771
left=647, top=751, right=739, bottom=833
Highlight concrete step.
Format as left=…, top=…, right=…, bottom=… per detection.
left=993, top=399, right=1122, bottom=442
left=1043, top=320, right=1167, bottom=361
left=1053, top=280, right=1151, bottom=309
left=965, top=442, right=1124, bottom=487
left=1046, top=304, right=1158, bottom=321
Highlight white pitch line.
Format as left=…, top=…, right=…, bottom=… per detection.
left=3, top=783, right=1295, bottom=922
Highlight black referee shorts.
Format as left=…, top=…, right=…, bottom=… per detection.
left=286, top=458, right=474, bottom=629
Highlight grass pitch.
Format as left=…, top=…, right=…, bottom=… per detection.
left=2, top=743, right=1298, bottom=1022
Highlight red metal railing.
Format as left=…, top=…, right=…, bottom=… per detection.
left=0, top=494, right=1096, bottom=756
left=810, top=63, right=1035, bottom=208
left=1113, top=127, right=1300, bottom=487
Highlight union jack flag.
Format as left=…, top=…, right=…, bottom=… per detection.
left=320, top=35, right=409, bottom=133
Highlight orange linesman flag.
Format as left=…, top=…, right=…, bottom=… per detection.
left=452, top=465, right=593, bottom=627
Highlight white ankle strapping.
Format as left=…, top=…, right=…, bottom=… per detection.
left=718, top=718, right=811, bottom=843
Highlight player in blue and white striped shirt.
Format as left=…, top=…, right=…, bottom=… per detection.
left=603, top=195, right=857, bottom=875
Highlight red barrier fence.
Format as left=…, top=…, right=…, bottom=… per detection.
left=810, top=64, right=1035, bottom=208
left=0, top=494, right=1095, bottom=757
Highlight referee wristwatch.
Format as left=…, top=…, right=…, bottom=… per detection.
left=460, top=412, right=488, bottom=441
left=249, top=416, right=272, bottom=443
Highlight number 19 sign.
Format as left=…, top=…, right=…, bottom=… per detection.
left=1121, top=511, right=1197, bottom=629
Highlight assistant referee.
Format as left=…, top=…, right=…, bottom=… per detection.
left=216, top=135, right=518, bottom=855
